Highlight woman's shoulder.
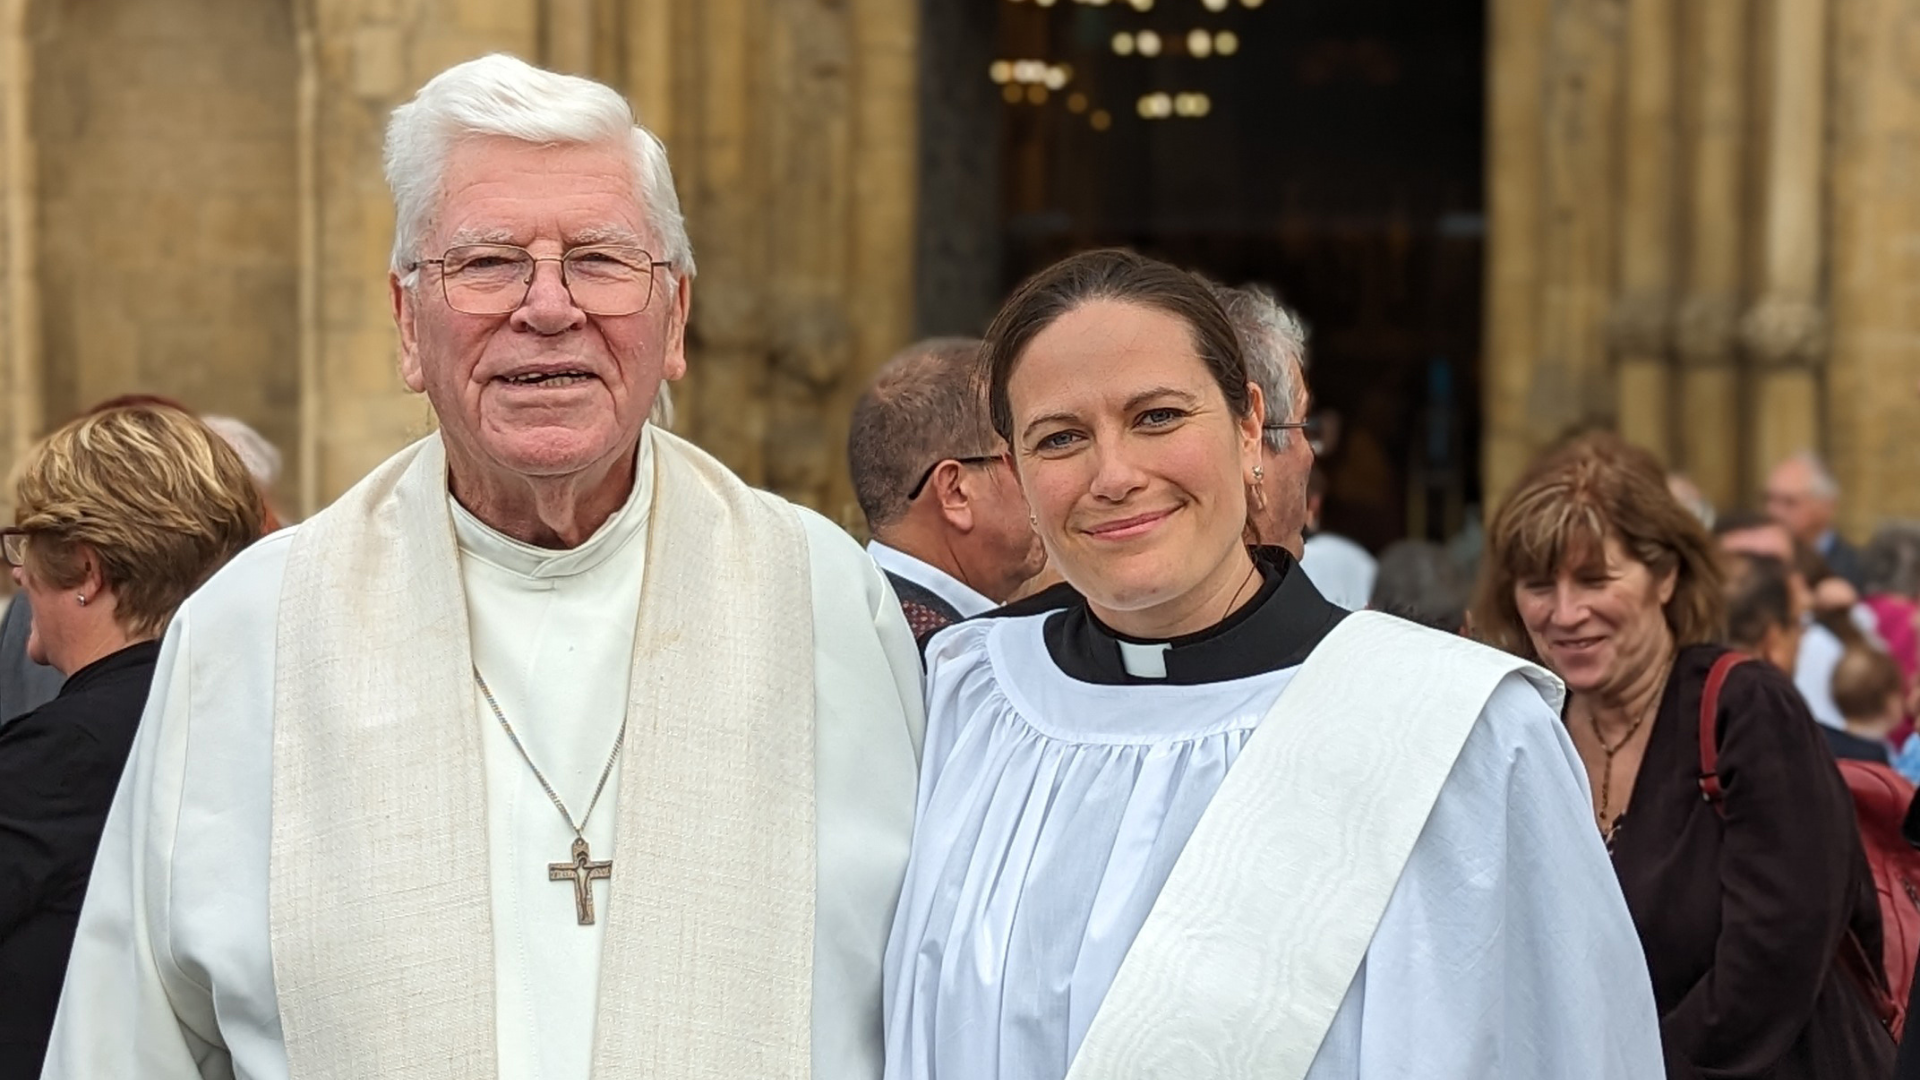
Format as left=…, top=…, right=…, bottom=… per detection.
left=1671, top=643, right=1800, bottom=710
left=924, top=614, right=1040, bottom=687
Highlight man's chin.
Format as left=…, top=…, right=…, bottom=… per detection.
left=473, top=430, right=632, bottom=482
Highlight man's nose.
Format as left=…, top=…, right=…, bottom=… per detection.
left=510, top=259, right=587, bottom=335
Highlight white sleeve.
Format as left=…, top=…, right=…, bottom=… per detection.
left=1308, top=674, right=1666, bottom=1079
left=797, top=509, right=925, bottom=1080
left=41, top=613, right=232, bottom=1079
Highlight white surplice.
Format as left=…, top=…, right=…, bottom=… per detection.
left=882, top=614, right=1663, bottom=1080
left=45, top=427, right=926, bottom=1080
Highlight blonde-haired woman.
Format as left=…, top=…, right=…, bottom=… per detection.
left=0, top=406, right=262, bottom=1080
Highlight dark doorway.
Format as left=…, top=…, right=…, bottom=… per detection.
left=915, top=0, right=1485, bottom=549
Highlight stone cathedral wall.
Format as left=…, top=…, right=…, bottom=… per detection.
left=1484, top=0, right=1920, bottom=535
left=0, top=0, right=916, bottom=527
left=2, top=0, right=1916, bottom=536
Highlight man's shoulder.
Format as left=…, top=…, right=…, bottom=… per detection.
left=176, top=527, right=297, bottom=632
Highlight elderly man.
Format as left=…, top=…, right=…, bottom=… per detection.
left=1212, top=283, right=1313, bottom=555
left=44, top=56, right=923, bottom=1080
left=849, top=338, right=1043, bottom=640
left=1767, top=450, right=1864, bottom=588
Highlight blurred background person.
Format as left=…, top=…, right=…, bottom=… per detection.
left=1369, top=539, right=1470, bottom=634
left=1767, top=451, right=1864, bottom=589
left=0, top=405, right=264, bottom=1080
left=1299, top=466, right=1376, bottom=610
left=1862, top=523, right=1920, bottom=700
left=1667, top=473, right=1716, bottom=530
left=200, top=414, right=287, bottom=532
left=1476, top=431, right=1893, bottom=1078
left=1831, top=644, right=1904, bottom=765
left=1721, top=552, right=1804, bottom=677
left=1717, top=510, right=1854, bottom=730
left=1211, top=281, right=1314, bottom=557
left=848, top=337, right=1044, bottom=640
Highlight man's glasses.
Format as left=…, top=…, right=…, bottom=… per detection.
left=408, top=243, right=672, bottom=316
left=907, top=456, right=1002, bottom=502
left=0, top=528, right=38, bottom=568
left=1265, top=417, right=1324, bottom=454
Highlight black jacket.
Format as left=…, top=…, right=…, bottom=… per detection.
left=0, top=641, right=159, bottom=1080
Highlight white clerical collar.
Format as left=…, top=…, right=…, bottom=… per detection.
left=866, top=540, right=995, bottom=618
left=449, top=427, right=655, bottom=580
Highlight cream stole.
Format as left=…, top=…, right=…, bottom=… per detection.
left=267, top=430, right=817, bottom=1079
left=1068, top=612, right=1560, bottom=1080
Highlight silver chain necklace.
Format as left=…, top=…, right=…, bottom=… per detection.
left=474, top=668, right=627, bottom=926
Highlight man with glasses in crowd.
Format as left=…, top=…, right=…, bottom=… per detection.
left=849, top=338, right=1045, bottom=641
left=46, top=55, right=924, bottom=1080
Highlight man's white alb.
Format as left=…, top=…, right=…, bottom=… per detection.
left=45, top=427, right=926, bottom=1080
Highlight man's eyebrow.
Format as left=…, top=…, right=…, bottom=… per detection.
left=570, top=225, right=645, bottom=247
left=444, top=226, right=517, bottom=247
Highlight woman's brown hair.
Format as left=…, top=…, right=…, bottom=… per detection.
left=13, top=405, right=266, bottom=638
left=978, top=248, right=1254, bottom=445
left=1474, top=431, right=1725, bottom=664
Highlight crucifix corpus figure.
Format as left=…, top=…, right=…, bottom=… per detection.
left=551, top=838, right=614, bottom=926
left=44, top=54, right=926, bottom=1080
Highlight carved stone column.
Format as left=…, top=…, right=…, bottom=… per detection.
left=0, top=0, right=36, bottom=482
left=1482, top=0, right=1551, bottom=503
left=1741, top=0, right=1830, bottom=489
left=1826, top=0, right=1920, bottom=534
left=1674, top=0, right=1751, bottom=511
left=609, top=0, right=917, bottom=519
left=303, top=0, right=540, bottom=507
left=1610, top=0, right=1681, bottom=463
left=1534, top=0, right=1624, bottom=440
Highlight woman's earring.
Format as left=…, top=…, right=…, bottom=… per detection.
left=1029, top=511, right=1038, bottom=527
left=1252, top=465, right=1265, bottom=483
left=75, top=593, right=87, bottom=607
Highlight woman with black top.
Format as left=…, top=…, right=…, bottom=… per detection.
left=879, top=249, right=1662, bottom=1080
left=0, top=405, right=264, bottom=1079
left=1475, top=431, right=1895, bottom=1078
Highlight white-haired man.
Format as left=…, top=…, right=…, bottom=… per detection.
left=1766, top=449, right=1864, bottom=588
left=45, top=56, right=924, bottom=1080
left=1211, top=283, right=1313, bottom=555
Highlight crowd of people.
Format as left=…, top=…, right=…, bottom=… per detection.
left=4, top=51, right=1920, bottom=1080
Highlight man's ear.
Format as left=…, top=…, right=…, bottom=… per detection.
left=393, top=273, right=426, bottom=393
left=660, top=275, right=692, bottom=382
left=936, top=462, right=975, bottom=533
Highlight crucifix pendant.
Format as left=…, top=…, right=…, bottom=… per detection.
left=548, top=836, right=613, bottom=926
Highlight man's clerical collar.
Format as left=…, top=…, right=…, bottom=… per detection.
left=1041, top=547, right=1347, bottom=685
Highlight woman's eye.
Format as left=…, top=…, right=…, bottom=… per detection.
left=1034, top=430, right=1080, bottom=452
left=1138, top=408, right=1183, bottom=427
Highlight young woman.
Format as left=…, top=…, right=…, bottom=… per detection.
left=881, top=249, right=1662, bottom=1080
